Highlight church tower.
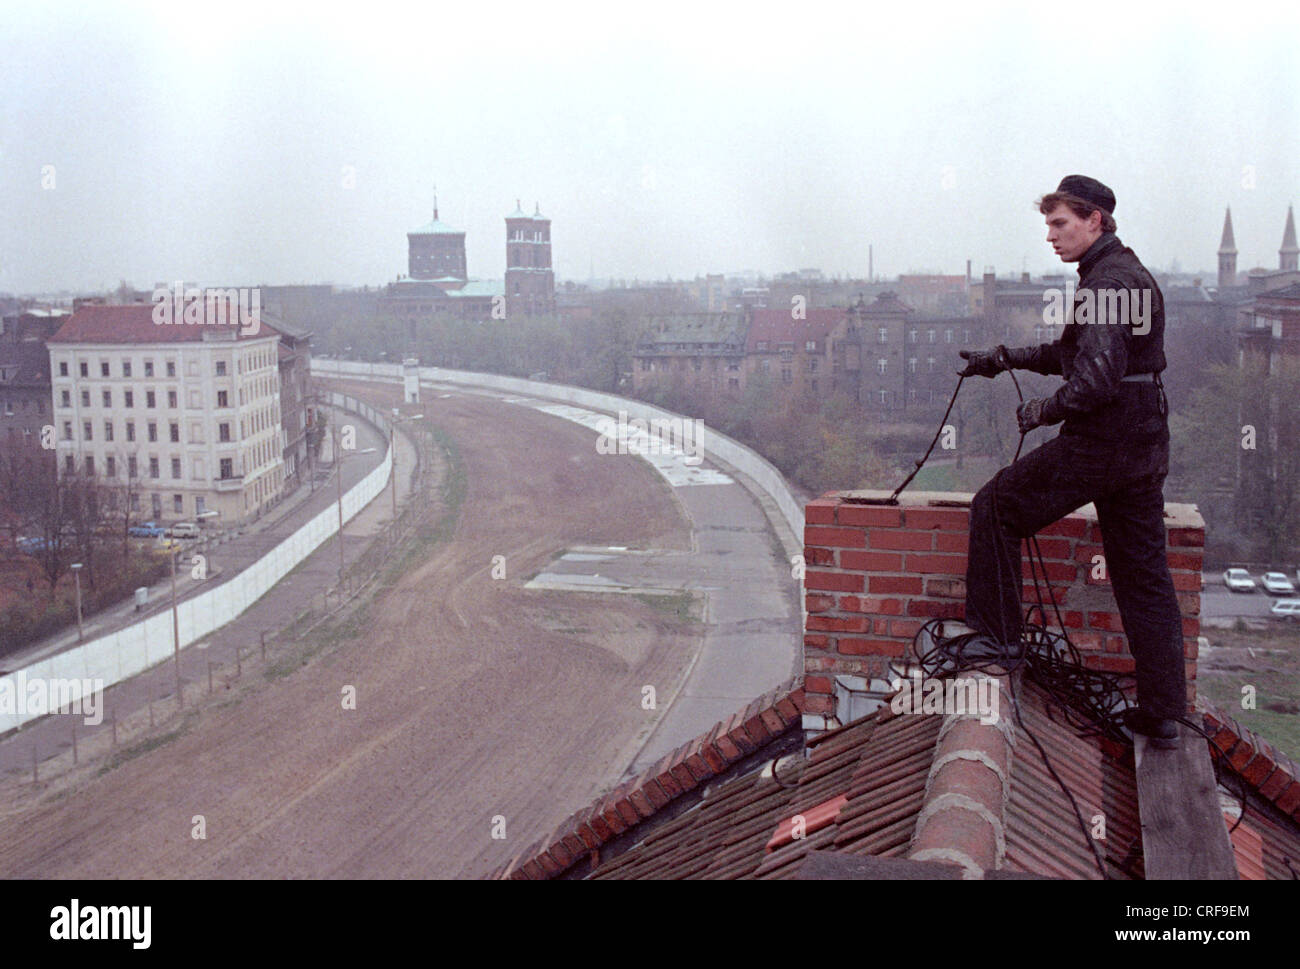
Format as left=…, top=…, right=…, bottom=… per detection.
left=1218, top=207, right=1238, bottom=290
left=1280, top=205, right=1298, bottom=272
left=407, top=193, right=467, bottom=282
left=504, top=200, right=555, bottom=318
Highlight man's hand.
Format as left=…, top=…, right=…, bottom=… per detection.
left=1016, top=397, right=1052, bottom=434
left=957, top=347, right=1008, bottom=379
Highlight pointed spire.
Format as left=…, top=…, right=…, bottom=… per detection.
left=433, top=184, right=439, bottom=222
left=1282, top=205, right=1298, bottom=271
left=1219, top=207, right=1237, bottom=254
left=534, top=201, right=540, bottom=215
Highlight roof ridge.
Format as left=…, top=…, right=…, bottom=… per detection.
left=1197, top=699, right=1300, bottom=828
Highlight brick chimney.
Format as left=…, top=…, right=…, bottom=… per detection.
left=802, top=490, right=1204, bottom=736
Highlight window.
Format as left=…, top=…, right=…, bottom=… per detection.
left=879, top=389, right=889, bottom=404
left=756, top=341, right=768, bottom=351
left=806, top=340, right=817, bottom=352
left=908, top=358, right=917, bottom=373
left=928, top=329, right=936, bottom=343
left=963, top=329, right=971, bottom=344
left=146, top=390, right=156, bottom=408
left=219, top=422, right=231, bottom=443
left=781, top=366, right=792, bottom=384
left=808, top=359, right=818, bottom=372
left=169, top=423, right=179, bottom=443
left=82, top=420, right=92, bottom=440
left=124, top=390, right=134, bottom=408
left=909, top=330, right=918, bottom=344
left=126, top=421, right=135, bottom=442
left=61, top=390, right=71, bottom=407
left=81, top=390, right=90, bottom=407
left=62, top=421, right=73, bottom=440
left=65, top=454, right=75, bottom=473
left=877, top=358, right=888, bottom=375
left=104, top=421, right=113, bottom=441
left=59, top=361, right=69, bottom=376
left=100, top=361, right=110, bottom=377
left=149, top=457, right=159, bottom=479
left=144, top=360, right=154, bottom=377
left=173, top=493, right=183, bottom=513
left=216, top=360, right=227, bottom=376
left=168, top=390, right=177, bottom=408
left=106, top=456, right=116, bottom=477
left=1034, top=326, right=1043, bottom=341
left=85, top=455, right=94, bottom=475
left=171, top=457, right=181, bottom=479
left=122, top=360, right=132, bottom=377
left=80, top=361, right=88, bottom=377
left=166, top=361, right=176, bottom=377
left=148, top=422, right=157, bottom=442
left=128, top=456, right=138, bottom=478
left=102, top=390, right=111, bottom=407
left=151, top=493, right=161, bottom=517
left=220, top=457, right=234, bottom=479
left=878, top=327, right=888, bottom=344
left=928, top=357, right=936, bottom=372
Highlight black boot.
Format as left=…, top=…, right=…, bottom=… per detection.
left=1121, top=707, right=1180, bottom=750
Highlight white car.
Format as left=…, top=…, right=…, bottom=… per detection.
left=1261, top=572, right=1297, bottom=596
left=1270, top=599, right=1300, bottom=621
left=1222, top=568, right=1258, bottom=593
left=168, top=521, right=200, bottom=539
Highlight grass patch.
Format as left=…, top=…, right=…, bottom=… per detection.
left=97, top=712, right=198, bottom=776
left=1198, top=626, right=1300, bottom=762
left=633, top=590, right=701, bottom=623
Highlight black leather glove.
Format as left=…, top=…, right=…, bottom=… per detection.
left=957, top=347, right=1008, bottom=379
left=1016, top=397, right=1052, bottom=434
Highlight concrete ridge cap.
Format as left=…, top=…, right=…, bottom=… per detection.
left=928, top=749, right=1011, bottom=806
left=910, top=846, right=985, bottom=879
left=938, top=708, right=1018, bottom=749
left=913, top=792, right=1007, bottom=867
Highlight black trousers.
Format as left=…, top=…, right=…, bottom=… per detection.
left=965, top=430, right=1187, bottom=719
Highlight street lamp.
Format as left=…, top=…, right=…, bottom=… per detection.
left=70, top=562, right=84, bottom=642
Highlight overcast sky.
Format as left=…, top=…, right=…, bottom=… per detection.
left=3, top=1, right=1298, bottom=295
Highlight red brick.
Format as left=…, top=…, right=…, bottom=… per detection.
left=1087, top=611, right=1125, bottom=632
left=934, top=531, right=970, bottom=553
left=774, top=695, right=801, bottom=724
left=614, top=796, right=640, bottom=826
left=1087, top=654, right=1136, bottom=673
left=838, top=505, right=902, bottom=527
left=1028, top=561, right=1079, bottom=582
left=1070, top=630, right=1105, bottom=650
left=806, top=674, right=833, bottom=694
left=806, top=525, right=867, bottom=548
left=806, top=593, right=836, bottom=613
left=1106, top=635, right=1129, bottom=653
left=1228, top=738, right=1257, bottom=774
left=808, top=615, right=871, bottom=633
left=1059, top=611, right=1085, bottom=628
left=575, top=822, right=602, bottom=851
left=1260, top=771, right=1293, bottom=801
left=902, top=507, right=970, bottom=530
left=804, top=633, right=829, bottom=648
left=760, top=706, right=786, bottom=736
left=1171, top=572, right=1201, bottom=592
left=652, top=757, right=683, bottom=799
left=1276, top=781, right=1300, bottom=816
left=839, top=637, right=906, bottom=657
left=586, top=811, right=613, bottom=843
left=1165, top=551, right=1203, bottom=571
left=925, top=577, right=966, bottom=598
left=806, top=498, right=838, bottom=524
left=1038, top=517, right=1087, bottom=537
left=523, top=857, right=549, bottom=879
left=840, top=549, right=906, bottom=571
left=1183, top=638, right=1197, bottom=659
left=804, top=693, right=835, bottom=714
left=1176, top=593, right=1200, bottom=616
left=1182, top=616, right=1200, bottom=636
left=1167, top=527, right=1205, bottom=547
left=1025, top=536, right=1072, bottom=559
left=841, top=595, right=904, bottom=615
left=889, top=618, right=923, bottom=638
left=713, top=730, right=743, bottom=762
left=869, top=529, right=934, bottom=551
left=872, top=617, right=890, bottom=634
left=805, top=546, right=835, bottom=566
left=561, top=831, right=587, bottom=859
left=907, top=599, right=965, bottom=618
left=905, top=552, right=968, bottom=574
left=806, top=570, right=864, bottom=593
left=696, top=740, right=727, bottom=774
left=870, top=575, right=925, bottom=595
left=683, top=752, right=712, bottom=782
left=627, top=787, right=656, bottom=819
left=1075, top=544, right=1106, bottom=566
left=1021, top=584, right=1068, bottom=604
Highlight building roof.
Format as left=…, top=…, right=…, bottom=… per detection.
left=1255, top=283, right=1300, bottom=303
left=408, top=213, right=464, bottom=236
left=636, top=313, right=747, bottom=351
left=48, top=303, right=280, bottom=344
left=746, top=307, right=844, bottom=352
left=448, top=279, right=505, bottom=298
left=0, top=342, right=51, bottom=386
left=489, top=673, right=1300, bottom=880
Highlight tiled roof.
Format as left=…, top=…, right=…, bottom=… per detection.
left=491, top=676, right=1300, bottom=880
left=48, top=304, right=280, bottom=345
left=0, top=342, right=51, bottom=386
left=746, top=308, right=845, bottom=352
left=1255, top=283, right=1300, bottom=302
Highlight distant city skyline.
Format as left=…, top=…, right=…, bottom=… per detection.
left=3, top=1, right=1298, bottom=296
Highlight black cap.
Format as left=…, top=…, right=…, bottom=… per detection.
left=1056, top=174, right=1115, bottom=215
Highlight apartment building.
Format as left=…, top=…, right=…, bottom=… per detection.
left=47, top=303, right=286, bottom=525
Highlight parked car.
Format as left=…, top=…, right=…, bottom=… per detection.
left=1261, top=572, right=1297, bottom=596
left=16, top=535, right=49, bottom=553
left=168, top=522, right=200, bottom=539
left=129, top=521, right=166, bottom=538
left=1269, top=599, right=1300, bottom=621
left=1222, top=568, right=1258, bottom=593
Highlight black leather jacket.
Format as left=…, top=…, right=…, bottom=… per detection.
left=1003, top=233, right=1168, bottom=442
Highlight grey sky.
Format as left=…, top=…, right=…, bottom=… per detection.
left=3, top=1, right=1298, bottom=295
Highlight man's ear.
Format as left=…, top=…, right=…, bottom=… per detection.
left=1089, top=209, right=1103, bottom=233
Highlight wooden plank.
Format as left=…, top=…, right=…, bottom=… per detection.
left=1134, top=725, right=1238, bottom=879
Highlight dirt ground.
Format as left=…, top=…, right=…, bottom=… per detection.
left=0, top=380, right=701, bottom=878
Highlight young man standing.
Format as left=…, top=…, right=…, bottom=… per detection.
left=940, top=174, right=1184, bottom=748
